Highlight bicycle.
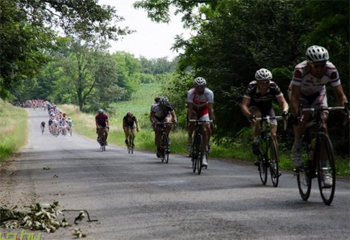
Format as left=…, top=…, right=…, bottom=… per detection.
left=155, top=122, right=174, bottom=163
left=189, top=120, right=212, bottom=175
left=126, top=127, right=135, bottom=154
left=40, top=124, right=45, bottom=134
left=295, top=105, right=347, bottom=205
left=255, top=116, right=286, bottom=187
left=97, top=126, right=108, bottom=151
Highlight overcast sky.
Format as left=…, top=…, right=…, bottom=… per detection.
left=98, top=0, right=192, bottom=60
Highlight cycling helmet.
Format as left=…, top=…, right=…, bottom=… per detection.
left=154, top=96, right=160, bottom=103
left=159, top=96, right=169, bottom=106
left=255, top=68, right=273, bottom=81
left=98, top=109, right=104, bottom=114
left=306, top=45, right=329, bottom=63
left=127, top=112, right=133, bottom=117
left=194, top=77, right=206, bottom=86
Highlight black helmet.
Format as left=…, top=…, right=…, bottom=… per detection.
left=154, top=96, right=161, bottom=103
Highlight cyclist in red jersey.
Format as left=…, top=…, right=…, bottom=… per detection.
left=95, top=109, right=109, bottom=145
left=187, top=77, right=215, bottom=166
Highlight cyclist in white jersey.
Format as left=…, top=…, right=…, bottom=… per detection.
left=289, top=45, right=348, bottom=168
left=187, top=77, right=215, bottom=166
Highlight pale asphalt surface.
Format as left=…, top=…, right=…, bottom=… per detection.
left=0, top=108, right=349, bottom=239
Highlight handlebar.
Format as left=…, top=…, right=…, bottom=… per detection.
left=301, top=106, right=345, bottom=113
left=255, top=116, right=287, bottom=130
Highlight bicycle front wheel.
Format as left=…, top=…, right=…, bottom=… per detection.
left=163, top=134, right=169, bottom=163
left=269, top=138, right=279, bottom=187
left=316, top=133, right=336, bottom=205
left=195, top=134, right=203, bottom=175
left=297, top=141, right=312, bottom=201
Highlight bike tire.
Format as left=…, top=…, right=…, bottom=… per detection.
left=191, top=142, right=196, bottom=172
left=196, top=134, right=203, bottom=175
left=297, top=141, right=312, bottom=201
left=164, top=136, right=169, bottom=164
left=269, top=138, right=279, bottom=187
left=316, top=133, right=336, bottom=205
left=258, top=155, right=267, bottom=185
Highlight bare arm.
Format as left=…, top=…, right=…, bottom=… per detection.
left=208, top=102, right=214, bottom=121
left=187, top=103, right=193, bottom=119
left=333, top=84, right=348, bottom=106
left=290, top=84, right=301, bottom=117
left=240, top=97, right=251, bottom=118
left=277, top=95, right=289, bottom=112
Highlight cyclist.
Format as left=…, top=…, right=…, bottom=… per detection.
left=150, top=96, right=161, bottom=131
left=40, top=121, right=46, bottom=132
left=66, top=117, right=73, bottom=133
left=289, top=45, right=348, bottom=172
left=123, top=112, right=140, bottom=147
left=95, top=109, right=109, bottom=145
left=187, top=77, right=215, bottom=166
left=150, top=96, right=178, bottom=158
left=241, top=68, right=289, bottom=159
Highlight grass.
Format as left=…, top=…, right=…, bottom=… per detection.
left=0, top=99, right=28, bottom=163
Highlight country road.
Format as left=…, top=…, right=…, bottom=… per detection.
left=0, top=108, right=349, bottom=240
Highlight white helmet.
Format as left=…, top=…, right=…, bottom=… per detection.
left=194, top=77, right=206, bottom=86
left=159, top=96, right=169, bottom=106
left=255, top=68, right=272, bottom=81
left=306, top=45, right=329, bottom=63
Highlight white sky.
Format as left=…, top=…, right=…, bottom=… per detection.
left=98, top=0, right=192, bottom=60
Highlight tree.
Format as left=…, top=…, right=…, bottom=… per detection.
left=1, top=0, right=133, bottom=100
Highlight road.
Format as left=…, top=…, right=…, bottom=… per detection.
left=0, top=108, right=349, bottom=239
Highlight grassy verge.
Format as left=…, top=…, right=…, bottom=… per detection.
left=0, top=99, right=28, bottom=163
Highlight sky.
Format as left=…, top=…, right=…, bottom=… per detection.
left=98, top=0, right=192, bottom=60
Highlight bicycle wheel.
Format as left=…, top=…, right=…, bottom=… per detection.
left=163, top=134, right=169, bottom=163
left=269, top=138, right=279, bottom=187
left=196, top=133, right=203, bottom=175
left=297, top=141, right=312, bottom=201
left=316, top=133, right=336, bottom=205
left=191, top=141, right=197, bottom=172
left=258, top=139, right=268, bottom=185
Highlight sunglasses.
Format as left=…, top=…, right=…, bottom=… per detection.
left=195, top=86, right=205, bottom=90
left=312, top=63, right=326, bottom=69
left=258, top=80, right=269, bottom=84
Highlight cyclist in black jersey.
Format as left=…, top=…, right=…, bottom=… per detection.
left=241, top=68, right=289, bottom=156
left=123, top=112, right=139, bottom=146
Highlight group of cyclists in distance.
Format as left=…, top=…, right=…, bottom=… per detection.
left=94, top=45, right=348, bottom=181
left=42, top=103, right=73, bottom=136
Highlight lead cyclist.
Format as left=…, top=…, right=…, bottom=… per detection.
left=187, top=77, right=215, bottom=167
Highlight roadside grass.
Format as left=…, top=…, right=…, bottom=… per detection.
left=0, top=99, right=28, bottom=163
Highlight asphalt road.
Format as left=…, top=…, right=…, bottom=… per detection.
left=0, top=108, right=349, bottom=240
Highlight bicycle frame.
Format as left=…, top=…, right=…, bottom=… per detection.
left=127, top=127, right=134, bottom=154
left=255, top=116, right=284, bottom=187
left=189, top=120, right=212, bottom=175
left=155, top=122, right=173, bottom=163
left=97, top=127, right=108, bottom=151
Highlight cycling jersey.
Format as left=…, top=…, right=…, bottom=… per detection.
left=289, top=60, right=340, bottom=106
left=187, top=87, right=214, bottom=119
left=243, top=80, right=283, bottom=111
left=123, top=116, right=137, bottom=128
left=95, top=113, right=109, bottom=127
left=151, top=103, right=174, bottom=121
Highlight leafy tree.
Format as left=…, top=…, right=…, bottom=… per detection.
left=1, top=0, right=132, bottom=100
left=136, top=0, right=349, bottom=148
